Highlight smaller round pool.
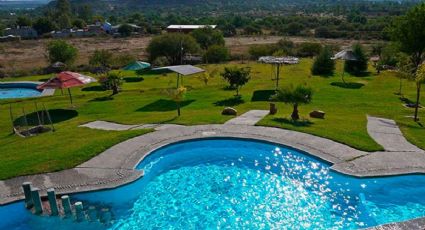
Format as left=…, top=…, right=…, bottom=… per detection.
left=0, top=88, right=42, bottom=99
left=0, top=82, right=43, bottom=99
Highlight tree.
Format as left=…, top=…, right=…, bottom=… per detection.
left=72, top=19, right=86, bottom=29
left=165, top=87, right=187, bottom=116
left=344, top=44, right=368, bottom=75
left=78, top=5, right=93, bottom=23
left=204, top=45, right=229, bottom=63
left=221, top=67, right=251, bottom=96
left=391, top=3, right=425, bottom=121
left=296, top=42, right=322, bottom=57
left=16, top=16, right=32, bottom=27
left=47, top=40, right=78, bottom=66
left=33, top=17, right=56, bottom=35
left=271, top=85, right=313, bottom=121
left=56, top=0, right=72, bottom=29
left=89, top=50, right=113, bottom=68
left=284, top=22, right=304, bottom=36
left=191, top=27, right=225, bottom=50
left=147, top=33, right=200, bottom=65
left=118, top=24, right=133, bottom=37
left=311, top=46, right=335, bottom=75
left=100, top=71, right=123, bottom=95
left=413, top=64, right=425, bottom=121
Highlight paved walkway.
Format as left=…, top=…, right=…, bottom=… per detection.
left=225, top=110, right=269, bottom=125
left=79, top=121, right=184, bottom=131
left=367, top=116, right=422, bottom=152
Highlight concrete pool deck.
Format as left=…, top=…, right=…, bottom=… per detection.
left=1, top=112, right=425, bottom=228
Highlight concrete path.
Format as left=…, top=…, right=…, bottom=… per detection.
left=79, top=121, right=184, bottom=131
left=225, top=110, right=269, bottom=125
left=367, top=116, right=422, bottom=152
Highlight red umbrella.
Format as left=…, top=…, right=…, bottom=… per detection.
left=38, top=71, right=96, bottom=105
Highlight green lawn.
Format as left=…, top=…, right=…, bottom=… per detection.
left=0, top=59, right=424, bottom=179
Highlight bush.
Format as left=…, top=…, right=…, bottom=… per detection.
left=118, top=24, right=133, bottom=37
left=113, top=53, right=137, bottom=68
left=89, top=50, right=113, bottom=67
left=147, top=33, right=201, bottom=65
left=344, top=43, right=368, bottom=75
left=296, top=42, right=323, bottom=57
left=204, top=45, right=229, bottom=63
left=191, top=27, right=225, bottom=50
left=248, top=44, right=275, bottom=60
left=311, top=46, right=335, bottom=75
left=152, top=56, right=170, bottom=67
left=46, top=40, right=78, bottom=66
left=221, top=67, right=251, bottom=96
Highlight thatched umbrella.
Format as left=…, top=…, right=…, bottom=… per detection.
left=333, top=50, right=358, bottom=83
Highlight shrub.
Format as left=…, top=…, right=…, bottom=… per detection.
left=204, top=45, right=229, bottom=63
left=296, top=42, right=323, bottom=57
left=89, top=50, right=113, bottom=67
left=271, top=85, right=313, bottom=120
left=221, top=67, right=251, bottom=96
left=46, top=40, right=78, bottom=66
left=248, top=44, right=275, bottom=60
left=118, top=24, right=133, bottom=37
left=311, top=46, right=335, bottom=75
left=147, top=33, right=201, bottom=65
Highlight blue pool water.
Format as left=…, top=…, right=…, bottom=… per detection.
left=0, top=87, right=41, bottom=99
left=2, top=138, right=425, bottom=229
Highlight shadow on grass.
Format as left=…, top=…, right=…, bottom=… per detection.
left=89, top=96, right=114, bottom=102
left=137, top=99, right=195, bottom=112
left=222, top=86, right=236, bottom=91
left=331, top=82, right=364, bottom=89
left=38, top=78, right=51, bottom=82
left=82, top=85, right=106, bottom=92
left=272, top=118, right=313, bottom=127
left=14, top=109, right=78, bottom=125
left=214, top=97, right=244, bottom=107
left=350, top=71, right=372, bottom=77
left=124, top=77, right=144, bottom=83
left=251, top=90, right=275, bottom=102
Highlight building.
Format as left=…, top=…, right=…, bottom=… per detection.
left=166, top=25, right=217, bottom=33
left=4, top=27, right=38, bottom=39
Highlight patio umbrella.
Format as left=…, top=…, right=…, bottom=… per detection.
left=37, top=71, right=97, bottom=105
left=122, top=61, right=151, bottom=71
left=333, top=50, right=358, bottom=83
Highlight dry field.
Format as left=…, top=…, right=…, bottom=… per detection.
left=0, top=35, right=378, bottom=73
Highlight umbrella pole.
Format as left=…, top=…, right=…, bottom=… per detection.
left=68, top=88, right=73, bottom=105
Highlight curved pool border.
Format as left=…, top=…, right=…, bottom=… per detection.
left=1, top=124, right=425, bottom=229
left=0, top=81, right=55, bottom=99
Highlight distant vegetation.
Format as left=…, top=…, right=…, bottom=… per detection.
left=0, top=0, right=423, bottom=40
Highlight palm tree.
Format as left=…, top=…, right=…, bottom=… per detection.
left=271, top=85, right=313, bottom=120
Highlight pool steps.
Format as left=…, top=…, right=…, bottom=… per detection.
left=21, top=182, right=113, bottom=225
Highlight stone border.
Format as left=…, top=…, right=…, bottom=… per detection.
left=0, top=81, right=55, bottom=98
left=1, top=124, right=425, bottom=229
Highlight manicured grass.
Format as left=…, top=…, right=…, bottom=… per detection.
left=0, top=59, right=424, bottom=179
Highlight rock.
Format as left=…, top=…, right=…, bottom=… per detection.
left=269, top=103, right=277, bottom=115
left=222, top=107, right=237, bottom=116
left=310, top=110, right=325, bottom=119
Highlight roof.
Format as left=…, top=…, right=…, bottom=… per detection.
left=167, top=25, right=217, bottom=30
left=333, top=50, right=357, bottom=61
left=258, top=56, right=300, bottom=65
left=153, top=65, right=205, bottom=76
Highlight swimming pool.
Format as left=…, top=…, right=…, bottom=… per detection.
left=0, top=82, right=48, bottom=99
left=2, top=138, right=425, bottom=229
